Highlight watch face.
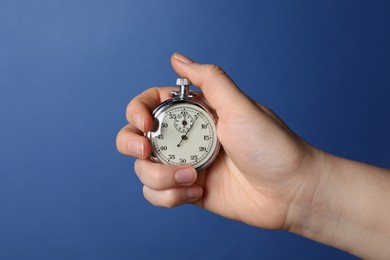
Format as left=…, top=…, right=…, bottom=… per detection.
left=148, top=101, right=219, bottom=171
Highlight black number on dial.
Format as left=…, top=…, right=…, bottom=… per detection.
left=179, top=158, right=186, bottom=163
left=199, top=147, right=207, bottom=152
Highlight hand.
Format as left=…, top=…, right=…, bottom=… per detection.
left=116, top=52, right=322, bottom=230
left=117, top=53, right=390, bottom=259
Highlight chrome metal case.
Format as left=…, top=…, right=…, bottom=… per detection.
left=146, top=79, right=220, bottom=171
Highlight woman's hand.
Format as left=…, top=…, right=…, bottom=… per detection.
left=117, top=53, right=390, bottom=259
left=116, top=53, right=322, bottom=230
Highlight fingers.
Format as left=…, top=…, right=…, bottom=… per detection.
left=143, top=185, right=203, bottom=208
left=119, top=88, right=172, bottom=159
left=171, top=52, right=258, bottom=119
left=126, top=87, right=175, bottom=132
left=135, top=159, right=203, bottom=207
left=116, top=124, right=151, bottom=159
left=134, top=159, right=197, bottom=190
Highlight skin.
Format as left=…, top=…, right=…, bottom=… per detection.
left=116, top=53, right=390, bottom=259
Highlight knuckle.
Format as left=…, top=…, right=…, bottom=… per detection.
left=126, top=87, right=160, bottom=123
left=142, top=186, right=179, bottom=208
left=116, top=127, right=130, bottom=154
left=135, top=162, right=172, bottom=190
left=163, top=190, right=180, bottom=208
left=144, top=87, right=160, bottom=101
left=142, top=186, right=158, bottom=206
left=201, top=64, right=228, bottom=89
left=115, top=128, right=123, bottom=148
left=206, top=64, right=226, bottom=77
left=126, top=97, right=143, bottom=116
left=149, top=170, right=167, bottom=190
left=134, top=160, right=142, bottom=177
left=126, top=101, right=134, bottom=122
left=125, top=96, right=144, bottom=122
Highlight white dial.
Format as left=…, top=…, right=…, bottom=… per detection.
left=149, top=103, right=218, bottom=170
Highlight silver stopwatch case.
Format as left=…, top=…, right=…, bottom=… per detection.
left=146, top=78, right=220, bottom=171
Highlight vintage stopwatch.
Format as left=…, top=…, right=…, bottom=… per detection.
left=146, top=78, right=220, bottom=171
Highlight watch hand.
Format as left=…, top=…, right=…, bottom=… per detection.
left=177, top=115, right=199, bottom=147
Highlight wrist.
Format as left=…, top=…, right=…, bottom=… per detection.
left=284, top=146, right=338, bottom=238
left=286, top=145, right=390, bottom=258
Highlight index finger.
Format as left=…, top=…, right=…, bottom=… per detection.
left=126, top=87, right=176, bottom=132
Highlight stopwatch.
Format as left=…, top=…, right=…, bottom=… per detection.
left=146, top=78, right=220, bottom=171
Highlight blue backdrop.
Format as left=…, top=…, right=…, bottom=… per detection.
left=1, top=1, right=389, bottom=259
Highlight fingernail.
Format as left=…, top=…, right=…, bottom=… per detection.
left=173, top=52, right=194, bottom=64
left=128, top=140, right=144, bottom=157
left=175, top=168, right=196, bottom=185
left=133, top=114, right=144, bottom=132
left=186, top=187, right=202, bottom=199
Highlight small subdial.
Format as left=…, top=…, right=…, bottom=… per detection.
left=173, top=111, right=194, bottom=133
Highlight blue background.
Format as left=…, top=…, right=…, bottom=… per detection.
left=1, top=1, right=389, bottom=259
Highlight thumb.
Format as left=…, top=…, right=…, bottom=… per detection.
left=171, top=53, right=256, bottom=118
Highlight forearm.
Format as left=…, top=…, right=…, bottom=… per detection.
left=288, top=148, right=390, bottom=259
